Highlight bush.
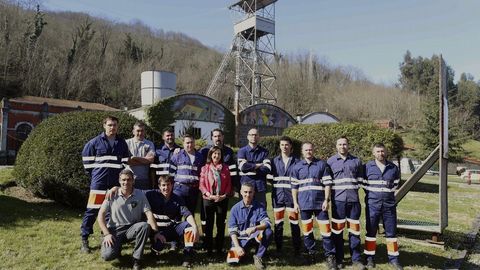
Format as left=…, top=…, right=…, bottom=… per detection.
left=13, top=111, right=159, bottom=208
left=260, top=136, right=303, bottom=158
left=283, top=123, right=404, bottom=162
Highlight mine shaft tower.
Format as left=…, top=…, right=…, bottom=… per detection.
left=206, top=0, right=278, bottom=110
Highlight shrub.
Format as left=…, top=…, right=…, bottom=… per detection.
left=283, top=123, right=404, bottom=162
left=260, top=136, right=303, bottom=158
left=13, top=111, right=159, bottom=208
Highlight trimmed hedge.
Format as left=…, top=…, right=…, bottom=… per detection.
left=13, top=111, right=159, bottom=208
left=282, top=123, right=404, bottom=162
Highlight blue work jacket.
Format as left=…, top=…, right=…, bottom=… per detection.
left=228, top=200, right=271, bottom=238
left=237, top=145, right=271, bottom=192
left=291, top=158, right=333, bottom=211
left=82, top=132, right=130, bottom=190
left=144, top=190, right=191, bottom=228
left=363, top=160, right=400, bottom=205
left=267, top=155, right=299, bottom=205
left=151, top=143, right=180, bottom=176
left=327, top=153, right=363, bottom=202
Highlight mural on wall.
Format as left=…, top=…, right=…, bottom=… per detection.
left=172, top=95, right=225, bottom=123
left=241, top=104, right=295, bottom=128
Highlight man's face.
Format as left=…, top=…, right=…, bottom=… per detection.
left=240, top=185, right=254, bottom=204
left=103, top=120, right=118, bottom=137
left=159, top=180, right=173, bottom=197
left=373, top=146, right=386, bottom=162
left=336, top=138, right=349, bottom=156
left=212, top=131, right=224, bottom=147
left=279, top=140, right=292, bottom=155
left=302, top=143, right=314, bottom=159
left=247, top=129, right=259, bottom=145
left=184, top=137, right=195, bottom=153
left=163, top=131, right=174, bottom=145
left=133, top=126, right=145, bottom=141
left=119, top=174, right=134, bottom=192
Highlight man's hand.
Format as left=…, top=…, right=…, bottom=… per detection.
left=293, top=203, right=300, bottom=213
left=105, top=187, right=119, bottom=200
left=154, top=232, right=167, bottom=244
left=232, top=246, right=245, bottom=257
left=103, top=234, right=115, bottom=247
left=191, top=226, right=200, bottom=242
left=322, top=200, right=329, bottom=211
left=245, top=226, right=257, bottom=236
left=173, top=148, right=181, bottom=155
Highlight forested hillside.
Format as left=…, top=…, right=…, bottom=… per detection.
left=1, top=1, right=478, bottom=136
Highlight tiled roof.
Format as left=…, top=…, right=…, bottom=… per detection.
left=9, top=96, right=120, bottom=111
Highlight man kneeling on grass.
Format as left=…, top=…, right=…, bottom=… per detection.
left=107, top=175, right=200, bottom=268
left=227, top=182, right=272, bottom=270
left=98, top=169, right=162, bottom=270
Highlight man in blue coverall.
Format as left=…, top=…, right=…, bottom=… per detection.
left=80, top=116, right=131, bottom=253
left=291, top=142, right=336, bottom=270
left=363, top=143, right=402, bottom=270
left=237, top=128, right=271, bottom=208
left=150, top=127, right=180, bottom=177
left=327, top=137, right=365, bottom=269
left=227, top=182, right=273, bottom=270
left=170, top=134, right=204, bottom=216
left=147, top=175, right=199, bottom=268
left=267, top=136, right=301, bottom=254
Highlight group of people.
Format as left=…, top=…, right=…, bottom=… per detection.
left=79, top=116, right=403, bottom=270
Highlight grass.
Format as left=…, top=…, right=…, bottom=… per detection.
left=0, top=167, right=14, bottom=186
left=1, top=168, right=479, bottom=269
left=463, top=140, right=480, bottom=160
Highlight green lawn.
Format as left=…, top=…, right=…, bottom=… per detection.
left=1, top=169, right=479, bottom=269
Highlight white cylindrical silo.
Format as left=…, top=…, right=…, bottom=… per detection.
left=141, top=71, right=176, bottom=106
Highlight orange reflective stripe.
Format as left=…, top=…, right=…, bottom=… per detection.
left=302, top=219, right=313, bottom=235
left=274, top=209, right=285, bottom=222
left=332, top=221, right=346, bottom=231
left=386, top=238, right=399, bottom=253
left=87, top=190, right=106, bottom=209
left=184, top=227, right=195, bottom=247
left=364, top=238, right=376, bottom=252
left=227, top=249, right=240, bottom=263
left=347, top=221, right=360, bottom=233
left=288, top=211, right=299, bottom=221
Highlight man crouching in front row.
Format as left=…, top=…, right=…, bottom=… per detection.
left=97, top=169, right=162, bottom=270
left=227, top=182, right=273, bottom=270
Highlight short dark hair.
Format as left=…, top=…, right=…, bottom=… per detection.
left=337, top=136, right=349, bottom=144
left=373, top=142, right=385, bottom=149
left=133, top=121, right=145, bottom=129
left=158, top=175, right=173, bottom=184
left=211, top=128, right=224, bottom=138
left=302, top=142, right=313, bottom=148
left=119, top=169, right=134, bottom=180
left=279, top=136, right=293, bottom=145
left=241, top=182, right=254, bottom=190
left=162, top=127, right=174, bottom=135
left=206, top=146, right=223, bottom=164
left=103, top=116, right=119, bottom=124
left=183, top=134, right=194, bottom=141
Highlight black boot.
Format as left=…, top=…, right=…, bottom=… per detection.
left=80, top=238, right=90, bottom=253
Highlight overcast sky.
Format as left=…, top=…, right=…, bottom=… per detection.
left=42, top=0, right=480, bottom=85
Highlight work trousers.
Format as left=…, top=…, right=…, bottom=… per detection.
left=101, top=222, right=150, bottom=261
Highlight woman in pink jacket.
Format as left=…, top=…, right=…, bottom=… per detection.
left=199, top=146, right=232, bottom=255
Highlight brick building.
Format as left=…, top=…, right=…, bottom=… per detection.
left=0, top=96, right=119, bottom=164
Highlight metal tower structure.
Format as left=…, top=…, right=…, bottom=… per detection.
left=206, top=0, right=278, bottom=110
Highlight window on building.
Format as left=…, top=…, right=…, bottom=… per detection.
left=16, top=123, right=33, bottom=142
